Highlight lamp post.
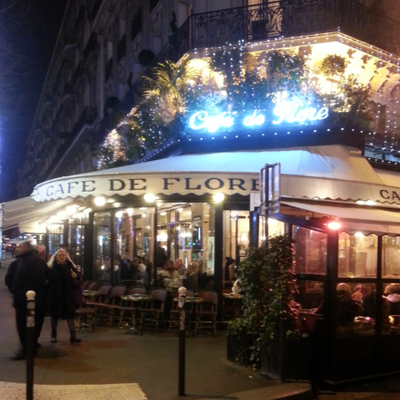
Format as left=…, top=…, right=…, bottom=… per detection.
left=178, top=286, right=187, bottom=396
left=26, top=290, right=36, bottom=400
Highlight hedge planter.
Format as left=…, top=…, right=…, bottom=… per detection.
left=226, top=334, right=254, bottom=366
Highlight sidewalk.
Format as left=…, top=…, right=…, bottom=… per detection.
left=0, top=256, right=397, bottom=399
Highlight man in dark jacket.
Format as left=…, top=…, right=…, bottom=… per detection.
left=5, top=241, right=49, bottom=359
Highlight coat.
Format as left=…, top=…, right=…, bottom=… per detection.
left=5, top=250, right=49, bottom=309
left=48, top=260, right=80, bottom=319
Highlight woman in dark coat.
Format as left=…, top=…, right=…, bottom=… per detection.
left=48, top=248, right=81, bottom=344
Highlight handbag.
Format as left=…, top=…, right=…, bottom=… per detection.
left=73, top=286, right=84, bottom=307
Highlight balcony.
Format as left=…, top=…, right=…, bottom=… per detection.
left=84, top=32, right=98, bottom=62
left=167, top=0, right=400, bottom=60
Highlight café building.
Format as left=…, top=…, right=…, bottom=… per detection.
left=4, top=36, right=400, bottom=383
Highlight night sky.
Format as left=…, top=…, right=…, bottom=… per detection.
left=0, top=0, right=67, bottom=202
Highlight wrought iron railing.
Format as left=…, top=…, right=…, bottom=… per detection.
left=162, top=0, right=398, bottom=59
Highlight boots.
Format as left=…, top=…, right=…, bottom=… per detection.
left=67, top=319, right=81, bottom=344
left=51, top=318, right=58, bottom=343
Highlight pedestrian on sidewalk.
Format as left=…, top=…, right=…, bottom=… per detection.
left=47, top=248, right=81, bottom=344
left=5, top=240, right=49, bottom=360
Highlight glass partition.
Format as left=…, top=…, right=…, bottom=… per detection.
left=338, top=233, right=377, bottom=278
left=382, top=236, right=400, bottom=278
left=383, top=282, right=400, bottom=334
left=94, top=212, right=112, bottom=281
left=48, top=224, right=63, bottom=256
left=292, top=226, right=327, bottom=275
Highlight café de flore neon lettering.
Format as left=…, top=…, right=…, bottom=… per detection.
left=189, top=99, right=329, bottom=133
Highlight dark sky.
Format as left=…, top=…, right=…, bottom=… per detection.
left=0, top=0, right=67, bottom=202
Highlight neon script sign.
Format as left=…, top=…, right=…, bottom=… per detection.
left=272, top=98, right=328, bottom=125
left=189, top=99, right=329, bottom=133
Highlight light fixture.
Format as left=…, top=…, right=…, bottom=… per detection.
left=126, top=208, right=134, bottom=216
left=160, top=211, right=167, bottom=216
left=213, top=193, right=225, bottom=203
left=327, top=221, right=341, bottom=230
left=66, top=205, right=78, bottom=215
left=94, top=196, right=106, bottom=206
left=355, top=232, right=364, bottom=237
left=178, top=207, right=183, bottom=212
left=140, top=207, right=147, bottom=210
left=144, top=194, right=156, bottom=203
left=356, top=200, right=376, bottom=206
left=107, top=199, right=115, bottom=203
left=83, top=208, right=92, bottom=214
left=115, top=211, right=123, bottom=219
left=57, top=211, right=67, bottom=220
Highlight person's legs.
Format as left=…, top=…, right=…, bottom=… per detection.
left=14, top=306, right=27, bottom=357
left=67, top=319, right=81, bottom=344
left=51, top=318, right=58, bottom=343
left=35, top=304, right=45, bottom=345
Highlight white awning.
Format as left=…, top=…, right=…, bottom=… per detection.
left=30, top=145, right=400, bottom=205
left=282, top=201, right=400, bottom=234
left=2, top=197, right=74, bottom=232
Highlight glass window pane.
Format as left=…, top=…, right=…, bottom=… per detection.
left=384, top=283, right=400, bottom=334
left=94, top=212, right=111, bottom=281
left=295, top=280, right=324, bottom=333
left=335, top=282, right=375, bottom=337
left=339, top=233, right=377, bottom=278
left=268, top=218, right=285, bottom=237
left=292, top=226, right=327, bottom=275
left=382, top=236, right=400, bottom=278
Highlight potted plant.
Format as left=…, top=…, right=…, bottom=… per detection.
left=227, top=235, right=304, bottom=376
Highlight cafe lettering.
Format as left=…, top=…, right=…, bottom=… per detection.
left=39, top=173, right=260, bottom=201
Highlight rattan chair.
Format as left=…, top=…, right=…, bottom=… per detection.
left=194, top=290, right=218, bottom=336
left=96, top=284, right=127, bottom=326
left=139, top=289, right=167, bottom=334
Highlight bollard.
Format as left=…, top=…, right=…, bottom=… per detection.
left=178, top=286, right=187, bottom=396
left=26, top=290, right=36, bottom=400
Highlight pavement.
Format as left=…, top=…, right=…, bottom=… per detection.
left=0, top=255, right=398, bottom=400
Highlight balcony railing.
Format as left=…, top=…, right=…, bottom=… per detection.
left=168, top=0, right=400, bottom=60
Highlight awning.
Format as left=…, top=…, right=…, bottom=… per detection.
left=282, top=201, right=400, bottom=234
left=30, top=145, right=400, bottom=205
left=2, top=197, right=74, bottom=232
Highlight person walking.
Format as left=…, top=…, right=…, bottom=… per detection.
left=47, top=248, right=81, bottom=344
left=5, top=241, right=49, bottom=360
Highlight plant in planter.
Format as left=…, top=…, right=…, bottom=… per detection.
left=227, top=235, right=302, bottom=373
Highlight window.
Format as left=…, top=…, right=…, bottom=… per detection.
left=150, top=0, right=161, bottom=13
left=339, top=233, right=377, bottom=278
left=131, top=7, right=142, bottom=41
left=382, top=236, right=400, bottom=278
left=292, top=226, right=327, bottom=275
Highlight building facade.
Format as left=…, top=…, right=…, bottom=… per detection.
left=7, top=0, right=400, bottom=383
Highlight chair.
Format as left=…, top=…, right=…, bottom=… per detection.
left=85, top=281, right=98, bottom=291
left=139, top=289, right=167, bottom=334
left=96, top=284, right=127, bottom=326
left=118, top=286, right=147, bottom=328
left=75, top=283, right=111, bottom=331
left=168, top=290, right=194, bottom=333
left=80, top=280, right=93, bottom=290
left=194, top=290, right=218, bottom=336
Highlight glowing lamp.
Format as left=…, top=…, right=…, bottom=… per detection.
left=94, top=196, right=106, bottom=206
left=115, top=211, right=123, bottom=219
left=327, top=221, right=341, bottom=230
left=57, top=211, right=67, bottom=220
left=213, top=193, right=225, bottom=203
left=144, top=193, right=156, bottom=203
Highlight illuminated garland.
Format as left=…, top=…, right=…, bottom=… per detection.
left=96, top=41, right=390, bottom=169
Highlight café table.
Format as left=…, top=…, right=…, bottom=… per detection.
left=119, top=294, right=150, bottom=334
left=171, top=296, right=204, bottom=334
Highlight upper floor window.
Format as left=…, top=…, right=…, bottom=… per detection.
left=131, top=7, right=142, bottom=41
left=150, top=0, right=161, bottom=13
